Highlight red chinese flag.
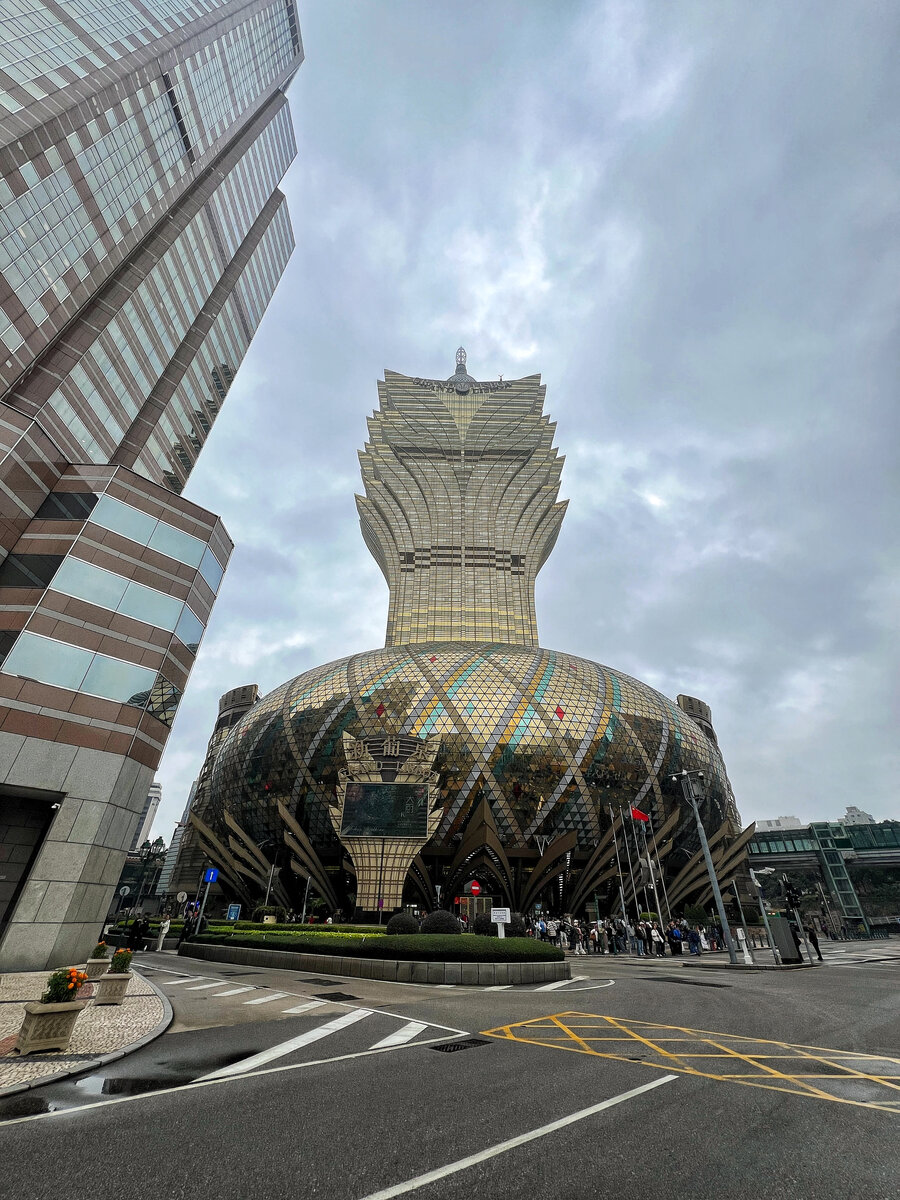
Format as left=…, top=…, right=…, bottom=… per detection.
left=630, top=806, right=650, bottom=822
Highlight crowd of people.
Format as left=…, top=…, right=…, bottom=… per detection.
left=531, top=915, right=727, bottom=956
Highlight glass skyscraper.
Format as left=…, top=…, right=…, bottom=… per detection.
left=0, top=1, right=303, bottom=969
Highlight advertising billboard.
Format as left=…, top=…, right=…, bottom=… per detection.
left=340, top=782, right=429, bottom=838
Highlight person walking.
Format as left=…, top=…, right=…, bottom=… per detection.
left=651, top=922, right=665, bottom=957
left=805, top=924, right=823, bottom=961
left=667, top=921, right=684, bottom=956
left=156, top=916, right=171, bottom=952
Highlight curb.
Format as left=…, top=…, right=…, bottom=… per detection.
left=180, top=942, right=570, bottom=985
left=0, top=969, right=173, bottom=1099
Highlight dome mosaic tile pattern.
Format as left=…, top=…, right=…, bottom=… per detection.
left=208, top=642, right=738, bottom=863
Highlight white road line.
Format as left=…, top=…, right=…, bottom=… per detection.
left=354, top=1075, right=679, bottom=1200
left=534, top=975, right=588, bottom=991
left=164, top=977, right=208, bottom=986
left=484, top=985, right=511, bottom=991
left=184, top=981, right=226, bottom=990
left=565, top=980, right=616, bottom=991
left=211, top=986, right=257, bottom=997
left=243, top=991, right=291, bottom=1005
left=0, top=1034, right=468, bottom=1127
left=368, top=1021, right=428, bottom=1050
left=281, top=1000, right=326, bottom=1015
left=199, top=1008, right=374, bottom=1079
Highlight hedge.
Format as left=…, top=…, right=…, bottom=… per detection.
left=190, top=932, right=564, bottom=963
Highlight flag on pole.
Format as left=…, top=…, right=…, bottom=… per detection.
left=630, top=806, right=650, bottom=822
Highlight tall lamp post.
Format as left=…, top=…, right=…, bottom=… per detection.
left=671, top=770, right=738, bottom=966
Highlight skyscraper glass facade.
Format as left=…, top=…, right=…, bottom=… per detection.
left=0, top=1, right=303, bottom=970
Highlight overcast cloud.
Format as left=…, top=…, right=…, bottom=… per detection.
left=151, top=0, right=899, bottom=841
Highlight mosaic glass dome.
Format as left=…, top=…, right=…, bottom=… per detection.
left=208, top=642, right=737, bottom=862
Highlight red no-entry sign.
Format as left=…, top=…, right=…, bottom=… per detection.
left=470, top=881, right=481, bottom=896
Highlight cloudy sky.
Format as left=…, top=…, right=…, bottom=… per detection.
left=152, top=0, right=899, bottom=840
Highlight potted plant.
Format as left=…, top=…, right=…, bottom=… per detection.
left=92, top=947, right=132, bottom=1006
left=15, top=967, right=89, bottom=1055
left=84, top=940, right=110, bottom=979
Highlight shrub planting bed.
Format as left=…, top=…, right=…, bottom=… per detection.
left=191, top=931, right=563, bottom=963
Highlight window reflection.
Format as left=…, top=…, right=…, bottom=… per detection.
left=175, top=604, right=204, bottom=651
left=199, top=545, right=224, bottom=591
left=2, top=632, right=92, bottom=691
left=82, top=653, right=156, bottom=702
left=88, top=493, right=219, bottom=580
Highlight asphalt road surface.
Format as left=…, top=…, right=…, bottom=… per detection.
left=1, top=940, right=898, bottom=1200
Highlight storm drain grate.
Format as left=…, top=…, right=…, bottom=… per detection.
left=314, top=991, right=360, bottom=1002
left=430, top=1038, right=492, bottom=1054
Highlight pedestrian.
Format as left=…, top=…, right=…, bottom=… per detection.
left=688, top=926, right=702, bottom=956
left=178, top=912, right=196, bottom=947
left=651, top=922, right=665, bottom=957
left=805, top=925, right=823, bottom=961
left=156, top=915, right=171, bottom=951
left=667, top=921, right=683, bottom=956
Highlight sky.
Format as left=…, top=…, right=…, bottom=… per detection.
left=152, top=0, right=899, bottom=841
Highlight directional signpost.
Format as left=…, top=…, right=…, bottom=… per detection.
left=490, top=907, right=511, bottom=939
left=198, top=867, right=219, bottom=926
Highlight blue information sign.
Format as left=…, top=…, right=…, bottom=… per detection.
left=203, top=868, right=219, bottom=883
left=226, top=903, right=241, bottom=921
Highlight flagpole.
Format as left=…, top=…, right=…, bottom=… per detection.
left=607, top=803, right=629, bottom=921
left=618, top=803, right=642, bottom=922
left=630, top=809, right=652, bottom=917
left=647, top=814, right=672, bottom=924
left=640, top=818, right=665, bottom=924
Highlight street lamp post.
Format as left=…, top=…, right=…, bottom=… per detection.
left=671, top=770, right=738, bottom=966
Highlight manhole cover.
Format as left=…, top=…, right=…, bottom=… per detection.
left=431, top=1038, right=491, bottom=1054
left=314, top=991, right=359, bottom=1002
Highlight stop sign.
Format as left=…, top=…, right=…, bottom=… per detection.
left=470, top=881, right=481, bottom=896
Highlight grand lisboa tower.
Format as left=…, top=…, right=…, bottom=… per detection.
left=189, top=351, right=752, bottom=920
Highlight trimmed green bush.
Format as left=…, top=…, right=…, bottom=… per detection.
left=385, top=912, right=420, bottom=935
left=420, top=909, right=461, bottom=935
left=190, top=931, right=563, bottom=963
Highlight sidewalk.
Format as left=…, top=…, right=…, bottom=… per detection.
left=0, top=967, right=171, bottom=1097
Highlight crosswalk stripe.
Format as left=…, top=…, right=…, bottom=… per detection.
left=184, top=982, right=226, bottom=990
left=165, top=977, right=207, bottom=986
left=281, top=1000, right=326, bottom=1015
left=534, top=975, right=588, bottom=991
left=243, top=991, right=291, bottom=1005
left=484, top=985, right=512, bottom=991
left=368, top=1021, right=428, bottom=1049
left=211, top=986, right=256, bottom=997
left=198, top=1009, right=374, bottom=1079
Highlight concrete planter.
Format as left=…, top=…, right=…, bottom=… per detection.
left=181, top=942, right=570, bottom=985
left=84, top=957, right=109, bottom=979
left=15, top=1000, right=87, bottom=1054
left=93, top=969, right=131, bottom=1005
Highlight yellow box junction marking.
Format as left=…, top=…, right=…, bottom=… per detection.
left=481, top=1012, right=900, bottom=1114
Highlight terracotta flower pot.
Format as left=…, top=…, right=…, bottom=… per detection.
left=15, top=1000, right=87, bottom=1055
left=84, top=957, right=109, bottom=979
left=92, top=969, right=131, bottom=1006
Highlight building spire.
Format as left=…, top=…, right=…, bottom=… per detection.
left=455, top=346, right=467, bottom=373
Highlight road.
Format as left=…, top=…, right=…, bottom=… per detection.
left=0, top=939, right=897, bottom=1200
